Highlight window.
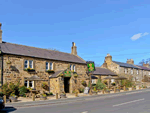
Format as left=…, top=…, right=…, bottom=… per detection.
left=29, top=81, right=33, bottom=87
left=46, top=62, right=53, bottom=70
left=24, top=80, right=34, bottom=88
left=24, top=60, right=28, bottom=69
left=111, top=79, right=115, bottom=83
left=131, top=69, right=133, bottom=74
left=149, top=72, right=150, bottom=75
left=24, top=80, right=28, bottom=87
left=50, top=62, right=53, bottom=70
left=24, top=60, right=33, bottom=69
left=125, top=68, right=127, bottom=74
left=92, top=79, right=95, bottom=84
left=73, top=65, right=75, bottom=72
left=46, top=62, right=49, bottom=70
left=29, top=60, right=33, bottom=68
left=70, top=64, right=72, bottom=71
left=137, top=70, right=139, bottom=74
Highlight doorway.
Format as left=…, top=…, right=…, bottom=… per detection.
left=64, top=77, right=70, bottom=93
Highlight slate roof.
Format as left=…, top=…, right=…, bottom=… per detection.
left=136, top=65, right=150, bottom=71
left=49, top=70, right=63, bottom=78
left=0, top=42, right=86, bottom=64
left=113, top=61, right=140, bottom=69
left=93, top=67, right=117, bottom=75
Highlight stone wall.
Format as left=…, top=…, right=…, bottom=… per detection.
left=2, top=54, right=88, bottom=94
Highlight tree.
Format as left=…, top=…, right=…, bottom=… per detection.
left=139, top=58, right=150, bottom=66
left=96, top=79, right=106, bottom=90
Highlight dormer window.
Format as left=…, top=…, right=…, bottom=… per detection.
left=46, top=62, right=53, bottom=70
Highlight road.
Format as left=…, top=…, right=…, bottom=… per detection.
left=1, top=89, right=150, bottom=113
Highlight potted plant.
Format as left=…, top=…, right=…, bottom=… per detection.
left=9, top=93, right=18, bottom=102
left=103, top=80, right=108, bottom=85
left=60, top=73, right=64, bottom=77
left=111, top=82, right=116, bottom=86
left=81, top=80, right=86, bottom=86
left=92, top=86, right=98, bottom=95
left=24, top=67, right=35, bottom=72
left=116, top=88, right=120, bottom=92
left=40, top=94, right=47, bottom=100
left=105, top=88, right=110, bottom=94
left=60, top=92, right=66, bottom=98
left=46, top=70, right=55, bottom=73
left=79, top=88, right=84, bottom=93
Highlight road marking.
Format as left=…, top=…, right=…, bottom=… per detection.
left=126, top=91, right=142, bottom=95
left=113, top=98, right=145, bottom=107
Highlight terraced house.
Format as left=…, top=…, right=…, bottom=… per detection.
left=0, top=23, right=89, bottom=94
left=101, top=54, right=150, bottom=82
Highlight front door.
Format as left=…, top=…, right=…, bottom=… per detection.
left=64, top=77, right=70, bottom=93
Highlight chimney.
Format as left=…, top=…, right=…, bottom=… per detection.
left=127, top=59, right=134, bottom=64
left=103, top=60, right=107, bottom=68
left=0, top=23, right=2, bottom=43
left=105, top=53, right=112, bottom=65
left=71, top=42, right=77, bottom=55
left=143, top=63, right=149, bottom=68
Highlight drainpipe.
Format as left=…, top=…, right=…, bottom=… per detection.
left=48, top=76, right=50, bottom=93
left=0, top=51, right=3, bottom=87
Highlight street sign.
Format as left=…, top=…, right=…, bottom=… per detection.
left=86, top=61, right=95, bottom=72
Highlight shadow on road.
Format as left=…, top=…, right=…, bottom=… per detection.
left=0, top=107, right=17, bottom=113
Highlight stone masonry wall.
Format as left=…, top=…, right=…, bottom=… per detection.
left=3, top=54, right=88, bottom=94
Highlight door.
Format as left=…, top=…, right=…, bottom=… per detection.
left=64, top=77, right=70, bottom=93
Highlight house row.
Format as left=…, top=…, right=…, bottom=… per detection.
left=0, top=23, right=150, bottom=94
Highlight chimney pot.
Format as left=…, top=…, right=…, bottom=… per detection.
left=0, top=23, right=2, bottom=30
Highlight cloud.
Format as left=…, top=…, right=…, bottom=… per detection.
left=131, top=32, right=149, bottom=41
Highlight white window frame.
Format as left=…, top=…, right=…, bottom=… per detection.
left=125, top=68, right=127, bottom=74
left=149, top=72, right=150, bottom=75
left=24, top=60, right=28, bottom=69
left=50, top=62, right=53, bottom=70
left=70, top=64, right=72, bottom=71
left=46, top=62, right=49, bottom=70
left=25, top=80, right=34, bottom=88
left=24, top=60, right=33, bottom=69
left=92, top=79, right=95, bottom=84
left=29, top=60, right=33, bottom=68
left=137, top=70, right=139, bottom=74
left=73, top=65, right=75, bottom=72
left=131, top=69, right=133, bottom=74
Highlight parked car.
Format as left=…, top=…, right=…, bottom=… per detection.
left=0, top=97, right=5, bottom=109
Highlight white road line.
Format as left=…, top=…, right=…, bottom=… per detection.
left=113, top=98, right=145, bottom=107
left=126, top=91, right=142, bottom=95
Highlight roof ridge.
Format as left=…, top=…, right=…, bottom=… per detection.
left=4, top=42, right=77, bottom=56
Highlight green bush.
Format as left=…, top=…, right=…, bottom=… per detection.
left=121, top=80, right=133, bottom=88
left=79, top=88, right=84, bottom=93
left=96, top=79, right=106, bottom=90
left=19, top=86, right=27, bottom=97
left=0, top=92, right=3, bottom=97
left=2, top=83, right=11, bottom=98
left=46, top=92, right=53, bottom=96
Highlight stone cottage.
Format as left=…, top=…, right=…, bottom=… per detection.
left=101, top=54, right=150, bottom=82
left=0, top=23, right=89, bottom=94
left=91, top=67, right=118, bottom=84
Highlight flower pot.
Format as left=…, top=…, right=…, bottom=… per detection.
left=105, top=91, right=110, bottom=94
left=9, top=96, right=17, bottom=102
left=92, top=92, right=97, bottom=95
left=60, top=94, right=66, bottom=98
left=116, top=89, right=120, bottom=92
left=40, top=96, right=47, bottom=100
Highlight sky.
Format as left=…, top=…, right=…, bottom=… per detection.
left=1, top=0, right=150, bottom=66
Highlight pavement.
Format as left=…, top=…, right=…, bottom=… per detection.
left=1, top=88, right=150, bottom=113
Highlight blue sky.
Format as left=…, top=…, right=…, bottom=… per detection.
left=1, top=0, right=150, bottom=66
